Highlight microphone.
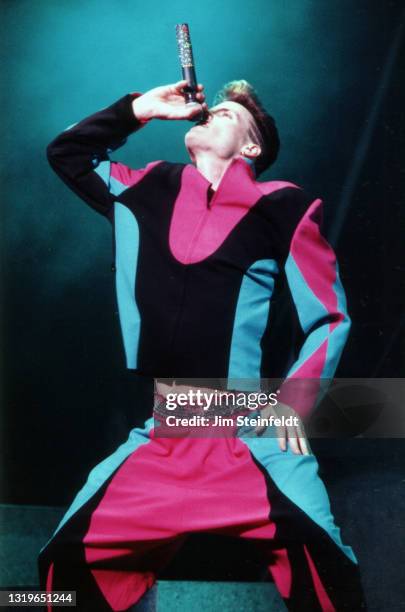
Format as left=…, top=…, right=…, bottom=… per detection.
left=175, top=23, right=205, bottom=122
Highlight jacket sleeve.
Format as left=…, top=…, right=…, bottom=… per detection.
left=276, top=197, right=352, bottom=419
left=46, top=92, right=160, bottom=218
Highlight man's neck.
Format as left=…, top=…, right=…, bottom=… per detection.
left=193, top=153, right=236, bottom=191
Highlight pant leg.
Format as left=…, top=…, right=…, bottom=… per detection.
left=36, top=415, right=296, bottom=610
left=38, top=417, right=186, bottom=612
left=238, top=434, right=367, bottom=611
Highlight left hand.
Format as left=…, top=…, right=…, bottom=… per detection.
left=254, top=401, right=312, bottom=455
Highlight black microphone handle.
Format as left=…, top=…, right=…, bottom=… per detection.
left=182, top=66, right=205, bottom=123
left=181, top=65, right=199, bottom=104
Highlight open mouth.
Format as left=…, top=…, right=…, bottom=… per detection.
left=195, top=111, right=211, bottom=127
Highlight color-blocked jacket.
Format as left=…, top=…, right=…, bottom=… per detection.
left=46, top=93, right=351, bottom=417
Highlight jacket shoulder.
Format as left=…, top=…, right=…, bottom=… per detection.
left=256, top=179, right=316, bottom=221
left=256, top=179, right=302, bottom=195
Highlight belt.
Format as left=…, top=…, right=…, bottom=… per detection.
left=152, top=392, right=254, bottom=421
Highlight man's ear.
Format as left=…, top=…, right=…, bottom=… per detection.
left=240, top=143, right=261, bottom=159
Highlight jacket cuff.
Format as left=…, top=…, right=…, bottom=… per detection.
left=129, top=92, right=151, bottom=126
left=113, top=92, right=149, bottom=133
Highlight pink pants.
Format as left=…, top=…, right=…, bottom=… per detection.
left=38, top=400, right=366, bottom=611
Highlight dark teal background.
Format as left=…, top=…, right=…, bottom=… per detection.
left=0, top=1, right=404, bottom=605
left=1, top=0, right=403, bottom=490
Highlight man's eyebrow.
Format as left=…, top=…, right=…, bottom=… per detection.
left=210, top=107, right=239, bottom=117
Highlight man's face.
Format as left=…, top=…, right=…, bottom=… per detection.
left=185, top=100, right=258, bottom=162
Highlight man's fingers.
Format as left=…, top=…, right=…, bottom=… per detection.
left=252, top=403, right=310, bottom=456
left=173, top=79, right=189, bottom=92
left=277, top=435, right=287, bottom=451
left=164, top=80, right=188, bottom=96
left=287, top=425, right=311, bottom=455
left=161, top=101, right=203, bottom=121
left=186, top=102, right=205, bottom=119
left=171, top=80, right=205, bottom=94
left=276, top=425, right=287, bottom=451
left=298, top=435, right=310, bottom=455
left=295, top=422, right=310, bottom=455
left=298, top=426, right=312, bottom=455
left=287, top=429, right=301, bottom=454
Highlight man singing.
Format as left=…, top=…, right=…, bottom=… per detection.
left=38, top=79, right=367, bottom=611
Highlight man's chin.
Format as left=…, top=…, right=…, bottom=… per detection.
left=184, top=140, right=195, bottom=163
left=184, top=131, right=200, bottom=152
left=185, top=126, right=201, bottom=139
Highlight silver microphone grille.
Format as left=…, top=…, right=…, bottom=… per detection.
left=175, top=23, right=194, bottom=68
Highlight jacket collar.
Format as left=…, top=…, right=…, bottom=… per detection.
left=189, top=155, right=257, bottom=192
